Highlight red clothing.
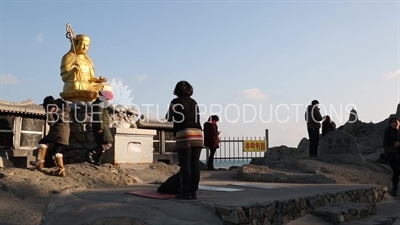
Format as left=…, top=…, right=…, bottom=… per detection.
left=203, top=122, right=219, bottom=148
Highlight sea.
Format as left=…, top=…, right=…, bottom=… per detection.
left=200, top=159, right=251, bottom=169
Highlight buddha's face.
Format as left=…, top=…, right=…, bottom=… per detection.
left=76, top=40, right=90, bottom=54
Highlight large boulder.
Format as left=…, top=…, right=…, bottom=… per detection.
left=318, top=130, right=365, bottom=163
left=337, top=116, right=390, bottom=161
left=297, top=138, right=309, bottom=154
left=263, top=145, right=308, bottom=162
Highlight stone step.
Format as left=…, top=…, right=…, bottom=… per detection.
left=287, top=214, right=398, bottom=225
left=288, top=198, right=400, bottom=225
left=340, top=199, right=400, bottom=225
left=216, top=186, right=389, bottom=225
left=311, top=202, right=377, bottom=223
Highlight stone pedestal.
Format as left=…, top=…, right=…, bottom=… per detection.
left=62, top=102, right=140, bottom=164
left=103, top=128, right=156, bottom=164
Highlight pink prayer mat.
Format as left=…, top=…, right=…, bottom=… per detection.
left=125, top=190, right=176, bottom=200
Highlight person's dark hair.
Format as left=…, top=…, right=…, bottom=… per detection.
left=323, top=115, right=331, bottom=124
left=42, top=96, right=55, bottom=110
left=53, top=98, right=67, bottom=109
left=209, top=115, right=219, bottom=122
left=311, top=100, right=319, bottom=105
left=388, top=117, right=400, bottom=125
left=173, top=80, right=193, bottom=97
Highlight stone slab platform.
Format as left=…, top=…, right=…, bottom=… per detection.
left=41, top=179, right=389, bottom=225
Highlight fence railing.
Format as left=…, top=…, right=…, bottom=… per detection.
left=206, top=129, right=269, bottom=163
left=153, top=129, right=269, bottom=165
left=213, top=137, right=265, bottom=162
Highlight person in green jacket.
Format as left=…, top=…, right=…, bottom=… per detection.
left=87, top=90, right=114, bottom=165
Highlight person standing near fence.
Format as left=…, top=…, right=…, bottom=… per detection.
left=166, top=80, right=204, bottom=200
left=204, top=115, right=220, bottom=170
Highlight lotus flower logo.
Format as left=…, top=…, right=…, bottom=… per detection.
left=109, top=78, right=134, bottom=106
left=96, top=78, right=138, bottom=128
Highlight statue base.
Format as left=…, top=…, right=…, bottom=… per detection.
left=60, top=102, right=142, bottom=164
left=60, top=90, right=98, bottom=102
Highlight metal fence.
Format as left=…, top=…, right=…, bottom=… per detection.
left=153, top=129, right=269, bottom=165
left=207, top=129, right=269, bottom=162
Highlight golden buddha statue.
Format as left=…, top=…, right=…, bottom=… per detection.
left=59, top=31, right=108, bottom=102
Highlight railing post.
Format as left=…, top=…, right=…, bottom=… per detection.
left=160, top=130, right=166, bottom=154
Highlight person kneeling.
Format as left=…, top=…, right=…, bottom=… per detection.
left=30, top=96, right=70, bottom=177
left=87, top=90, right=114, bottom=165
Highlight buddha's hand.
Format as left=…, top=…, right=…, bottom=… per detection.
left=72, top=63, right=80, bottom=73
left=98, top=76, right=107, bottom=82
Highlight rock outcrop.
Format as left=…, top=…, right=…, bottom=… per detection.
left=242, top=159, right=392, bottom=186
left=237, top=164, right=335, bottom=183
left=338, top=118, right=389, bottom=162
left=256, top=114, right=394, bottom=164
left=318, top=130, right=365, bottom=163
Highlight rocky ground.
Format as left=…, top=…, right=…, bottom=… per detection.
left=0, top=158, right=397, bottom=225
left=0, top=162, right=177, bottom=225
left=241, top=159, right=393, bottom=187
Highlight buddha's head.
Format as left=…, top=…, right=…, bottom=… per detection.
left=73, top=34, right=91, bottom=54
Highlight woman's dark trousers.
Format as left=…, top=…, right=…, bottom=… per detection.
left=207, top=147, right=217, bottom=169
left=389, top=160, right=400, bottom=193
left=307, top=128, right=320, bottom=157
left=177, top=147, right=202, bottom=196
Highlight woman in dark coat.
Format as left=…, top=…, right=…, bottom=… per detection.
left=383, top=117, right=400, bottom=197
left=203, top=115, right=220, bottom=170
left=166, top=80, right=203, bottom=200
left=322, top=115, right=336, bottom=137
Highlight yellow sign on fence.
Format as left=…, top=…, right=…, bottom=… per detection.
left=243, top=140, right=267, bottom=152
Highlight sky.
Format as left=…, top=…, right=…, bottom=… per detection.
left=0, top=0, right=399, bottom=149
